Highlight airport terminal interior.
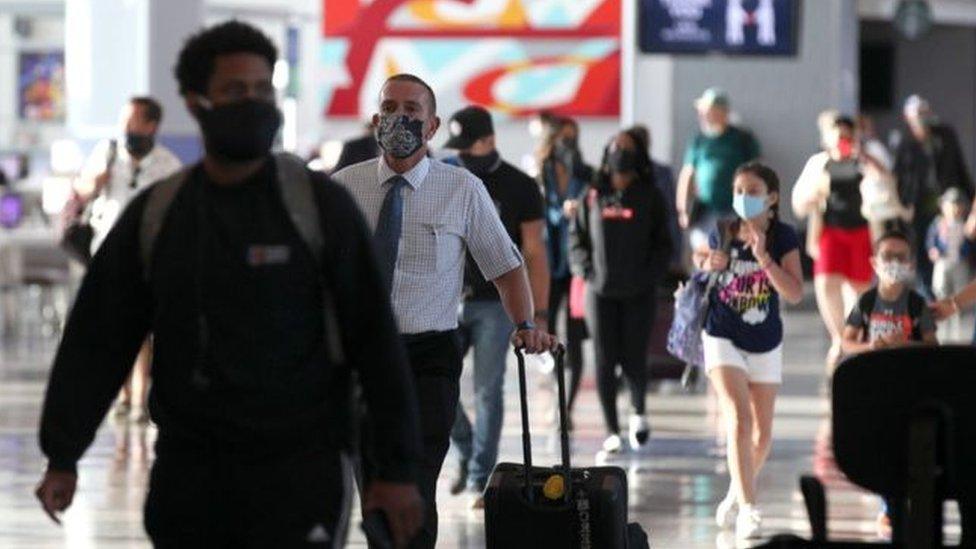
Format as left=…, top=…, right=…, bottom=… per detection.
left=2, top=0, right=976, bottom=548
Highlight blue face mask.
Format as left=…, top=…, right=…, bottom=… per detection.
left=733, top=193, right=767, bottom=220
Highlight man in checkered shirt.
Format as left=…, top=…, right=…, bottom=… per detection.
left=334, top=73, right=557, bottom=549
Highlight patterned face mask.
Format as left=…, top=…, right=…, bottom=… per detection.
left=375, top=114, right=425, bottom=159
left=877, top=260, right=915, bottom=284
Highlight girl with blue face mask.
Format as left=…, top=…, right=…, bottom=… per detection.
left=692, top=162, right=804, bottom=540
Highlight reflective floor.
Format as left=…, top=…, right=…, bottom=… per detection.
left=0, top=303, right=969, bottom=548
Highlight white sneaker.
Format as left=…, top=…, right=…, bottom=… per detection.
left=715, top=493, right=737, bottom=529
left=735, top=505, right=762, bottom=540
left=628, top=414, right=650, bottom=449
left=602, top=434, right=623, bottom=454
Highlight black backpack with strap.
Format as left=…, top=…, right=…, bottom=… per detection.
left=138, top=152, right=346, bottom=367
left=139, top=153, right=363, bottom=451
left=856, top=287, right=927, bottom=342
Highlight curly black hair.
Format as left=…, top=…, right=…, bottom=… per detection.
left=174, top=20, right=277, bottom=96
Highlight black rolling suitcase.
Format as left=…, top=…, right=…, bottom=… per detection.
left=483, top=346, right=649, bottom=549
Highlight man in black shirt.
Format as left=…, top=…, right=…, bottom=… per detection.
left=893, top=95, right=976, bottom=297
left=441, top=106, right=549, bottom=506
left=35, top=21, right=423, bottom=548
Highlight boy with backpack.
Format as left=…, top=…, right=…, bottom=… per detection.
left=842, top=229, right=937, bottom=354
left=841, top=228, right=938, bottom=537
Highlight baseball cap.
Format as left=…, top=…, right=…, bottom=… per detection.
left=444, top=106, right=494, bottom=149
left=695, top=87, right=730, bottom=110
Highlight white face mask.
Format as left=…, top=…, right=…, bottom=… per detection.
left=876, top=261, right=914, bottom=284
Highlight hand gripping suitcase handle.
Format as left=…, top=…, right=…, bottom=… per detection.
left=514, top=344, right=571, bottom=503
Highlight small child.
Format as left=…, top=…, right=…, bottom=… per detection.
left=843, top=229, right=938, bottom=352
left=842, top=228, right=938, bottom=538
left=926, top=188, right=973, bottom=341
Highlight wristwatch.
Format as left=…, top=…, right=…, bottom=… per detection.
left=515, top=320, right=536, bottom=332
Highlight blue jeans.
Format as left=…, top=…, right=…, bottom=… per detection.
left=450, top=300, right=512, bottom=490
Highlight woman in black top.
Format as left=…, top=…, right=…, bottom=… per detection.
left=570, top=129, right=671, bottom=455
left=793, top=115, right=889, bottom=373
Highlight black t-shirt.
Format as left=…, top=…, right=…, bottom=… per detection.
left=191, top=163, right=325, bottom=395
left=452, top=158, right=544, bottom=301
left=824, top=159, right=867, bottom=228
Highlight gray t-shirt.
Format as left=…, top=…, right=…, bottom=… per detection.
left=845, top=287, right=935, bottom=342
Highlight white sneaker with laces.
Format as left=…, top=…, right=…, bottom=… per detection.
left=602, top=434, right=623, bottom=454
left=628, top=414, right=650, bottom=449
left=735, top=505, right=762, bottom=540
left=715, top=493, right=737, bottom=529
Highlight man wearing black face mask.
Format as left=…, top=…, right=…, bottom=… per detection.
left=66, top=96, right=182, bottom=427
left=36, top=21, right=424, bottom=548
left=74, top=96, right=182, bottom=257
left=893, top=94, right=975, bottom=297
left=440, top=106, right=549, bottom=507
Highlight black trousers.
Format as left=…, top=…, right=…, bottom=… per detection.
left=144, top=441, right=349, bottom=548
left=549, top=276, right=587, bottom=410
left=361, top=330, right=462, bottom=549
left=585, top=290, right=654, bottom=435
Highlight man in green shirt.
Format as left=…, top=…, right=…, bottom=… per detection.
left=676, top=87, right=761, bottom=251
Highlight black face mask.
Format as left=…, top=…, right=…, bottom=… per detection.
left=196, top=99, right=281, bottom=162
left=125, top=133, right=155, bottom=158
left=559, top=135, right=578, bottom=151
left=608, top=148, right=637, bottom=174
left=554, top=144, right=572, bottom=167
left=459, top=150, right=500, bottom=177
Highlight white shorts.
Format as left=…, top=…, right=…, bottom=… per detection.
left=702, top=333, right=783, bottom=384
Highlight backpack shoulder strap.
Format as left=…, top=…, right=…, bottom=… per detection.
left=907, top=290, right=926, bottom=339
left=140, top=166, right=192, bottom=280
left=857, top=289, right=878, bottom=341
left=274, top=152, right=324, bottom=264
left=273, top=152, right=346, bottom=366
left=906, top=289, right=925, bottom=318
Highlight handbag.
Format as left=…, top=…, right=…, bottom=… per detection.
left=60, top=214, right=95, bottom=264
left=61, top=140, right=117, bottom=264
left=667, top=219, right=733, bottom=371
left=666, top=271, right=716, bottom=368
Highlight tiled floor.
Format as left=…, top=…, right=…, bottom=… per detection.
left=0, top=303, right=968, bottom=548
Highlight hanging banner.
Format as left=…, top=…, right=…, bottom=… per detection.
left=321, top=0, right=621, bottom=118
left=639, top=0, right=799, bottom=56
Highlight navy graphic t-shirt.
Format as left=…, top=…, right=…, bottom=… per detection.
left=704, top=220, right=800, bottom=353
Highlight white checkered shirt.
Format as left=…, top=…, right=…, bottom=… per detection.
left=333, top=156, right=524, bottom=334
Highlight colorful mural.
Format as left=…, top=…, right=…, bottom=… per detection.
left=321, top=0, right=620, bottom=118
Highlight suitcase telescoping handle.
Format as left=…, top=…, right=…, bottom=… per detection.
left=514, top=344, right=570, bottom=503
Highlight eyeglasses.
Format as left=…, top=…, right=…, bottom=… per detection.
left=878, top=253, right=910, bottom=262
